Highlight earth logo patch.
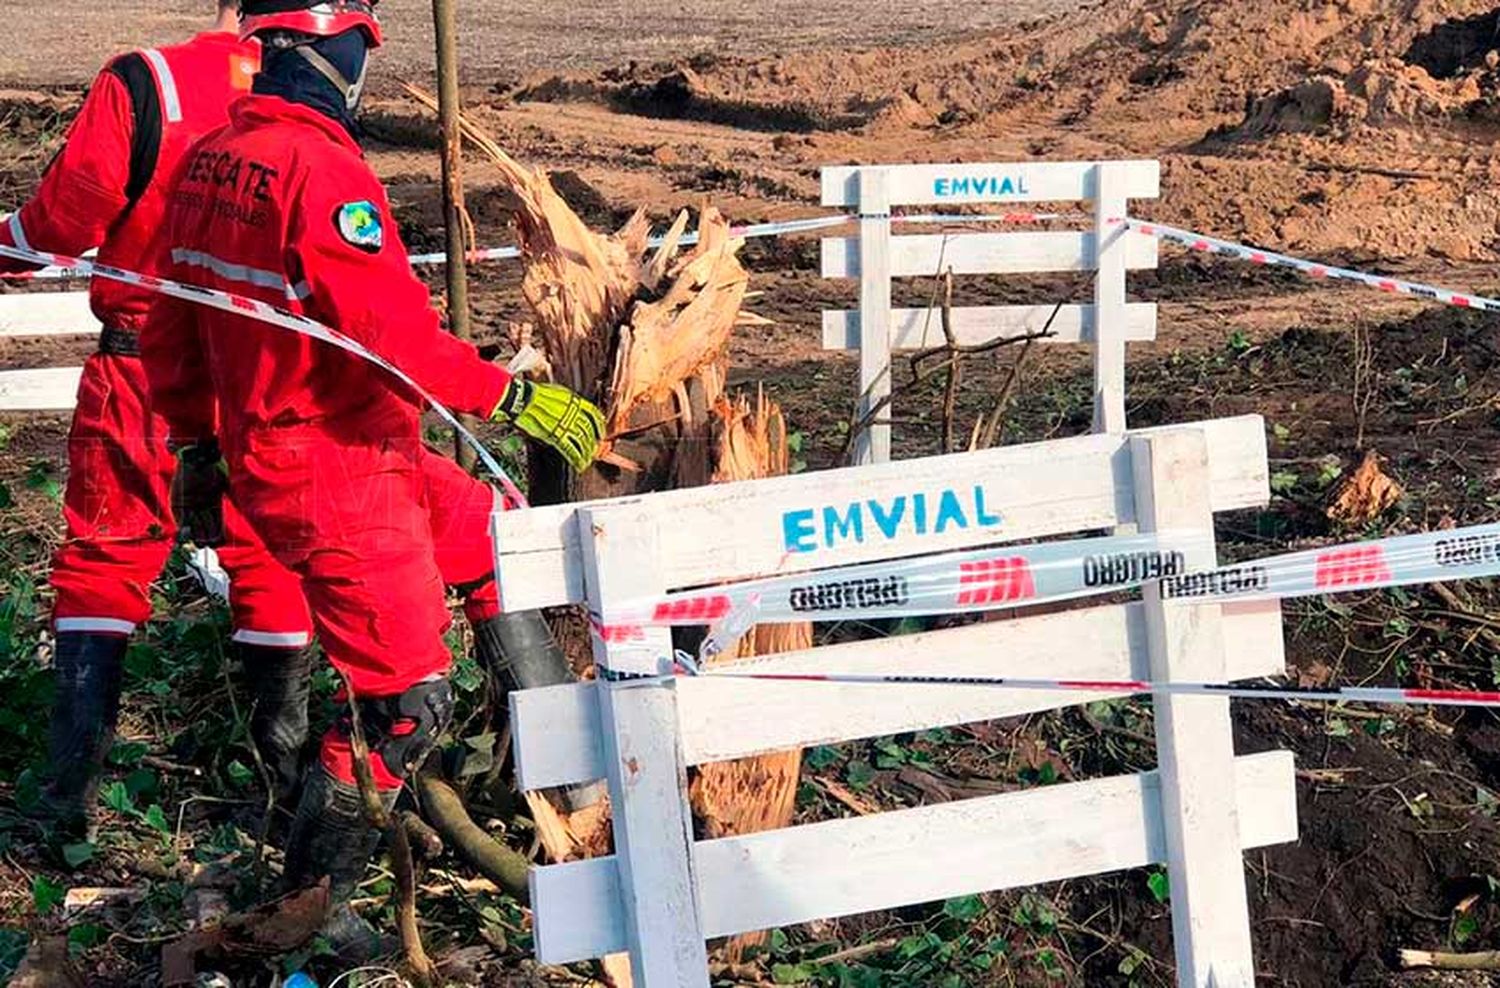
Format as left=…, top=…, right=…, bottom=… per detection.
left=335, top=200, right=383, bottom=253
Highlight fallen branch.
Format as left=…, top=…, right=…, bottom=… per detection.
left=339, top=672, right=436, bottom=988
left=939, top=271, right=959, bottom=454
left=841, top=327, right=1052, bottom=462
left=1400, top=948, right=1500, bottom=971
left=414, top=770, right=531, bottom=902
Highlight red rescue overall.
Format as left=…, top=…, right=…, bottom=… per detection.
left=0, top=33, right=311, bottom=644
left=143, top=94, right=512, bottom=698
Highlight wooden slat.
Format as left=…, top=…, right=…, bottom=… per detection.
left=821, top=230, right=1158, bottom=279
left=511, top=598, right=1284, bottom=791
left=1092, top=164, right=1130, bottom=434
left=854, top=168, right=893, bottom=465
left=821, top=160, right=1161, bottom=208
left=1132, top=432, right=1256, bottom=983
left=530, top=750, right=1295, bottom=964
left=0, top=292, right=98, bottom=338
left=0, top=367, right=82, bottom=411
left=491, top=417, right=1270, bottom=613
left=577, top=505, right=709, bottom=982
left=821, top=303, right=1158, bottom=351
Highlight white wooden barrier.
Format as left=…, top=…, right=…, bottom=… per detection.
left=0, top=290, right=96, bottom=411
left=820, top=160, right=1160, bottom=463
left=493, top=415, right=1294, bottom=987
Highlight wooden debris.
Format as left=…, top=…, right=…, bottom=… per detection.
left=160, top=883, right=330, bottom=986
left=63, top=886, right=143, bottom=915
left=1399, top=948, right=1500, bottom=971
left=1326, top=449, right=1403, bottom=525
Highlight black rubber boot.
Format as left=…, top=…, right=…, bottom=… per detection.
left=472, top=611, right=605, bottom=811
left=239, top=644, right=314, bottom=808
left=43, top=632, right=128, bottom=842
left=282, top=766, right=397, bottom=964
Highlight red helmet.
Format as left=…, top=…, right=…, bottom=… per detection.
left=240, top=0, right=383, bottom=47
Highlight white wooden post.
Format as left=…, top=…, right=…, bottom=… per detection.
left=854, top=168, right=893, bottom=465
left=1093, top=162, right=1129, bottom=434
left=577, top=504, right=709, bottom=987
left=1131, top=431, right=1256, bottom=987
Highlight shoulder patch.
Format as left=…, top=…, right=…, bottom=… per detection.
left=334, top=200, right=384, bottom=254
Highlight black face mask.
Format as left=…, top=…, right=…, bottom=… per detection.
left=252, top=28, right=370, bottom=137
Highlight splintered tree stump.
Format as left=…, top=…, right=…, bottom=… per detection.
left=420, top=89, right=803, bottom=981
left=692, top=391, right=812, bottom=962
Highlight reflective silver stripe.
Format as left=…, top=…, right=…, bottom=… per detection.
left=140, top=48, right=182, bottom=123
left=56, top=617, right=135, bottom=635
left=172, top=248, right=291, bottom=295
left=288, top=280, right=312, bottom=302
left=7, top=213, right=30, bottom=251
left=231, top=629, right=312, bottom=648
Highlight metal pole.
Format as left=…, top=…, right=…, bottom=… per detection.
left=433, top=0, right=477, bottom=469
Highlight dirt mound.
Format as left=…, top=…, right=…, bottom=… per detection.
left=511, top=0, right=1499, bottom=136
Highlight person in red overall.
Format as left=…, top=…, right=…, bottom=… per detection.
left=140, top=0, right=606, bottom=943
left=0, top=1, right=322, bottom=840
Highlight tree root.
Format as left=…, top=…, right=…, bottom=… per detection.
left=415, top=770, right=532, bottom=903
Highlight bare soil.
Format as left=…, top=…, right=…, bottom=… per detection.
left=0, top=0, right=1083, bottom=88
left=8, top=0, right=1500, bottom=985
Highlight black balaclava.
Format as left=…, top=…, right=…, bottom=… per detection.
left=253, top=28, right=371, bottom=137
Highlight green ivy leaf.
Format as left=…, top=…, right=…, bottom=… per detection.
left=61, top=842, right=95, bottom=868
left=67, top=923, right=104, bottom=956
left=1454, top=913, right=1480, bottom=946
left=144, top=804, right=171, bottom=835
left=899, top=931, right=941, bottom=958
left=943, top=894, right=985, bottom=922
left=225, top=760, right=254, bottom=788
left=844, top=760, right=876, bottom=791
left=31, top=875, right=64, bottom=915
left=23, top=462, right=61, bottom=500
left=806, top=746, right=840, bottom=771
left=837, top=964, right=882, bottom=988
left=108, top=741, right=150, bottom=767
left=102, top=780, right=134, bottom=815
left=1119, top=948, right=1147, bottom=975
left=1147, top=870, right=1171, bottom=904
left=771, top=962, right=817, bottom=984
left=124, top=768, right=159, bottom=800
left=1269, top=471, right=1299, bottom=495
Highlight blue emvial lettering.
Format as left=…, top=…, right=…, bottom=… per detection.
left=782, top=486, right=1005, bottom=553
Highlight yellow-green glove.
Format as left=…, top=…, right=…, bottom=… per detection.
left=492, top=378, right=605, bottom=474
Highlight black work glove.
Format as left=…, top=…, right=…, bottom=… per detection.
left=172, top=438, right=228, bottom=548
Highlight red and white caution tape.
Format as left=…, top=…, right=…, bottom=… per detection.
left=662, top=521, right=1500, bottom=708
left=597, top=530, right=1211, bottom=652
left=591, top=520, right=1500, bottom=678
left=1158, top=522, right=1500, bottom=603
left=679, top=665, right=1500, bottom=710
left=0, top=240, right=527, bottom=506
left=1125, top=217, right=1500, bottom=313
left=7, top=210, right=1077, bottom=278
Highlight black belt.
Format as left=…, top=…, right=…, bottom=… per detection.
left=98, top=326, right=141, bottom=357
